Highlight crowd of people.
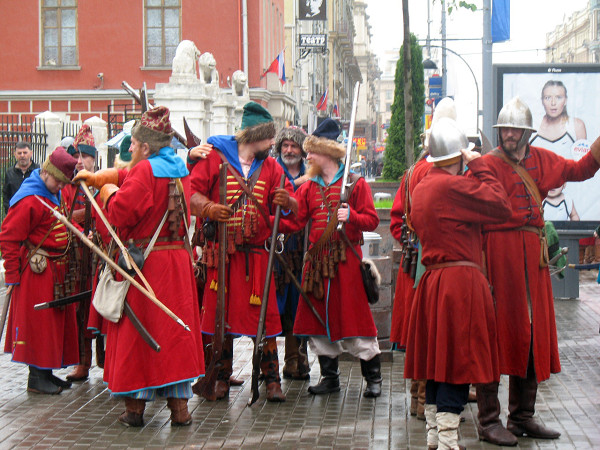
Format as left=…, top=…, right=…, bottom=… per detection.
left=1, top=96, right=599, bottom=449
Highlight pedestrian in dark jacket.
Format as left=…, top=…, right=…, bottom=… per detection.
left=3, top=142, right=39, bottom=213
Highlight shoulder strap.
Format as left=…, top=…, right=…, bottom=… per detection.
left=492, top=149, right=544, bottom=217
left=403, top=164, right=417, bottom=231
left=214, top=149, right=270, bottom=225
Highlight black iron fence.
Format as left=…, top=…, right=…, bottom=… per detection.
left=0, top=115, right=48, bottom=222
left=107, top=103, right=142, bottom=168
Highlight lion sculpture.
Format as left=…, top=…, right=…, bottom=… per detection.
left=199, top=52, right=219, bottom=85
left=171, top=40, right=200, bottom=78
left=232, top=70, right=248, bottom=97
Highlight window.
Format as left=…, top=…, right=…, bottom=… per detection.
left=145, top=0, right=181, bottom=67
left=41, top=0, right=78, bottom=66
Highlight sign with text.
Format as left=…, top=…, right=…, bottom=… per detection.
left=299, top=34, right=327, bottom=48
left=353, top=137, right=367, bottom=150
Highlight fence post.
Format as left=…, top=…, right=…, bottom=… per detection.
left=35, top=111, right=62, bottom=158
left=84, top=116, right=108, bottom=169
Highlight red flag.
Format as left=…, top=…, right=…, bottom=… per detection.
left=316, top=89, right=328, bottom=111
left=332, top=102, right=339, bottom=117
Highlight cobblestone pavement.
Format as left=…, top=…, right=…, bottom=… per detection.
left=0, top=272, right=598, bottom=449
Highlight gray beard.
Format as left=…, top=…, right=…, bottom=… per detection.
left=282, top=154, right=302, bottom=167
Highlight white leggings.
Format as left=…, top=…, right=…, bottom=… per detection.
left=308, top=336, right=380, bottom=361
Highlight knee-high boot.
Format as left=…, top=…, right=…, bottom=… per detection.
left=261, top=337, right=285, bottom=402
left=308, top=355, right=340, bottom=395
left=67, top=338, right=93, bottom=381
left=119, top=398, right=146, bottom=427
left=360, top=354, right=382, bottom=398
left=166, top=398, right=192, bottom=426
left=506, top=374, right=560, bottom=439
left=194, top=334, right=234, bottom=400
left=476, top=382, right=518, bottom=446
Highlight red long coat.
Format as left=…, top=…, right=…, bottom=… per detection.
left=102, top=161, right=204, bottom=394
left=281, top=174, right=380, bottom=341
left=189, top=151, right=293, bottom=337
left=0, top=195, right=79, bottom=369
left=480, top=145, right=600, bottom=382
left=389, top=158, right=431, bottom=347
left=404, top=158, right=512, bottom=384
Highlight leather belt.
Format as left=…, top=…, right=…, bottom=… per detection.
left=426, top=260, right=485, bottom=276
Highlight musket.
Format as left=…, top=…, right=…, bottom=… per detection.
left=34, top=290, right=92, bottom=310
left=0, top=288, right=13, bottom=343
left=337, top=81, right=361, bottom=231
left=201, top=162, right=229, bottom=401
left=122, top=80, right=187, bottom=146
left=274, top=251, right=326, bottom=328
left=568, top=262, right=600, bottom=270
left=248, top=174, right=286, bottom=406
left=34, top=195, right=191, bottom=331
left=76, top=196, right=93, bottom=364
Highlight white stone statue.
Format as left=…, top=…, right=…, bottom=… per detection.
left=232, top=70, right=249, bottom=97
left=199, top=52, right=218, bottom=85
left=171, top=40, right=201, bottom=79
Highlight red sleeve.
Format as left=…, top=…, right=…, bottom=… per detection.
left=390, top=175, right=406, bottom=242
left=347, top=177, right=379, bottom=233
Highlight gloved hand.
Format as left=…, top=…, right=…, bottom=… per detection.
left=100, top=183, right=119, bottom=206
left=272, top=188, right=291, bottom=210
left=201, top=201, right=233, bottom=222
left=73, top=168, right=119, bottom=189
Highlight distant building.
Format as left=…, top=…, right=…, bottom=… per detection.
left=545, top=0, right=600, bottom=63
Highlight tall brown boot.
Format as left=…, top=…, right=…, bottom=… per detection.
left=506, top=374, right=560, bottom=439
left=282, top=331, right=299, bottom=379
left=67, top=338, right=93, bottom=381
left=119, top=398, right=145, bottom=427
left=166, top=398, right=192, bottom=426
left=416, top=379, right=426, bottom=420
left=476, top=382, right=518, bottom=446
left=193, top=334, right=233, bottom=401
left=261, top=337, right=285, bottom=402
left=409, top=379, right=419, bottom=416
left=96, top=335, right=105, bottom=369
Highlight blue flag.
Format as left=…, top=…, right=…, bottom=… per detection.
left=492, top=0, right=510, bottom=43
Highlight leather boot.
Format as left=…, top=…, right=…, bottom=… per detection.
left=261, top=337, right=286, bottom=402
left=96, top=335, right=105, bottom=369
left=49, top=372, right=72, bottom=389
left=360, top=354, right=382, bottom=398
left=417, top=379, right=426, bottom=420
left=67, top=338, right=93, bottom=381
left=118, top=398, right=145, bottom=427
left=424, top=404, right=438, bottom=449
left=507, top=374, right=561, bottom=439
left=409, top=379, right=419, bottom=416
left=436, top=412, right=463, bottom=450
left=308, top=355, right=340, bottom=395
left=27, top=366, right=62, bottom=395
left=282, top=331, right=299, bottom=379
left=166, top=398, right=192, bottom=426
left=476, top=382, right=518, bottom=446
left=193, top=334, right=233, bottom=400
left=297, top=338, right=310, bottom=379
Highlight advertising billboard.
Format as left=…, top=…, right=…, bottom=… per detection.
left=298, top=0, right=327, bottom=20
left=494, top=63, right=600, bottom=223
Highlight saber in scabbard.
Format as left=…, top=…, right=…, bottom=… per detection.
left=34, top=195, right=191, bottom=331
left=337, top=81, right=361, bottom=231
left=34, top=290, right=93, bottom=310
left=248, top=173, right=286, bottom=406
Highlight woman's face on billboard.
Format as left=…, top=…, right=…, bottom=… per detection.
left=542, top=85, right=567, bottom=119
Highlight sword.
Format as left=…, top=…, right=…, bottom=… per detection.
left=34, top=290, right=92, bottom=310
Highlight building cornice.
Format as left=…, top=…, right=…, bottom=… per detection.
left=0, top=89, right=148, bottom=101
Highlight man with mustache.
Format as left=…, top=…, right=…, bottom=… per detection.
left=474, top=97, right=600, bottom=446
left=189, top=102, right=296, bottom=402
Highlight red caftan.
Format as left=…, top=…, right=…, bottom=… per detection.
left=404, top=158, right=512, bottom=384
left=189, top=151, right=293, bottom=337
left=0, top=195, right=79, bottom=369
left=102, top=161, right=204, bottom=394
left=389, top=158, right=431, bottom=347
left=480, top=145, right=600, bottom=382
left=281, top=175, right=380, bottom=342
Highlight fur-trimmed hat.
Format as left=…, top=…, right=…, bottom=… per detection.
left=274, top=126, right=308, bottom=156
left=303, top=119, right=345, bottom=161
left=235, top=102, right=276, bottom=144
left=132, top=106, right=174, bottom=151
left=42, top=146, right=77, bottom=183
left=68, top=124, right=96, bottom=158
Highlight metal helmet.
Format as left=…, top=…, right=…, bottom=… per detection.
left=424, top=97, right=458, bottom=150
left=493, top=97, right=536, bottom=150
left=426, top=117, right=474, bottom=164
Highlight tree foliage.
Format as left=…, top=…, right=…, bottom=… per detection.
left=382, top=34, right=425, bottom=180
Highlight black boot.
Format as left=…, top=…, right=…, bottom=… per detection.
left=360, top=355, right=382, bottom=398
left=50, top=373, right=72, bottom=389
left=308, top=355, right=340, bottom=395
left=27, top=366, right=62, bottom=395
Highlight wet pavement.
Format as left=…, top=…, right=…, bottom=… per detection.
left=0, top=271, right=598, bottom=449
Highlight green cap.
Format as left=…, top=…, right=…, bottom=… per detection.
left=119, top=135, right=132, bottom=162
left=241, top=102, right=273, bottom=130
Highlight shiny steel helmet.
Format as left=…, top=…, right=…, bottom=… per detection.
left=423, top=97, right=458, bottom=149
left=426, top=117, right=474, bottom=165
left=493, top=97, right=536, bottom=150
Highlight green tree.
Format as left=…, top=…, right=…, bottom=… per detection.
left=382, top=34, right=425, bottom=180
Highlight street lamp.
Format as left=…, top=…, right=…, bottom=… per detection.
left=423, top=45, right=480, bottom=134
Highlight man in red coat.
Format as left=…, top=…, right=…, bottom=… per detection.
left=74, top=106, right=204, bottom=427
left=188, top=102, right=296, bottom=402
left=0, top=146, right=79, bottom=395
left=475, top=97, right=600, bottom=445
left=61, top=124, right=102, bottom=382
left=404, top=118, right=512, bottom=449
left=280, top=119, right=382, bottom=398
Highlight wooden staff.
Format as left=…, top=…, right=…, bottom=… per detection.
left=34, top=195, right=190, bottom=331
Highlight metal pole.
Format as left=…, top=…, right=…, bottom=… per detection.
left=242, top=0, right=249, bottom=76
left=482, top=0, right=493, bottom=140
left=441, top=0, right=447, bottom=97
